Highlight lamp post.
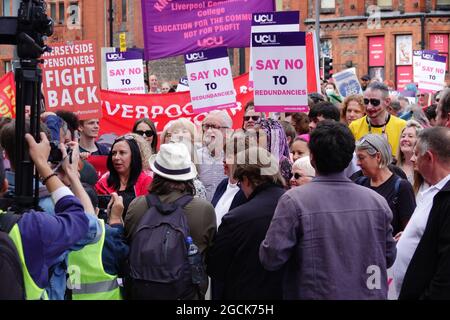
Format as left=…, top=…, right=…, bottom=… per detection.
left=315, top=0, right=320, bottom=52
left=109, top=0, right=113, bottom=47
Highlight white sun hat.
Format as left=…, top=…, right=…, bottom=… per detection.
left=149, top=142, right=197, bottom=181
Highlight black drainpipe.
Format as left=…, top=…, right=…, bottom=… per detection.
left=420, top=14, right=426, bottom=50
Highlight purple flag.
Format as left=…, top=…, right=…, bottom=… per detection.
left=141, top=0, right=274, bottom=60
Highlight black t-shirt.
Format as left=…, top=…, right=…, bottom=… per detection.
left=356, top=174, right=416, bottom=235
left=118, top=186, right=136, bottom=218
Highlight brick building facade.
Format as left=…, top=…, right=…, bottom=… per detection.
left=295, top=0, right=450, bottom=89
left=2, top=0, right=449, bottom=90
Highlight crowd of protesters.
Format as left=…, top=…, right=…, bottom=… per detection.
left=0, top=74, right=449, bottom=300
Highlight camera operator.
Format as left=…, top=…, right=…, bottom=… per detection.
left=0, top=132, right=101, bottom=300
left=1, top=120, right=55, bottom=213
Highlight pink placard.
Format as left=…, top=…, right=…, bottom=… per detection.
left=369, top=36, right=385, bottom=67
left=396, top=65, right=413, bottom=91
left=430, top=34, right=449, bottom=54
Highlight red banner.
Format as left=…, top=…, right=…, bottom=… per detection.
left=0, top=72, right=16, bottom=118
left=41, top=40, right=102, bottom=120
left=369, top=36, right=385, bottom=67
left=430, top=34, right=449, bottom=54
left=99, top=72, right=253, bottom=136
left=396, top=65, right=413, bottom=91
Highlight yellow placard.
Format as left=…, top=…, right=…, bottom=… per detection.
left=119, top=33, right=126, bottom=52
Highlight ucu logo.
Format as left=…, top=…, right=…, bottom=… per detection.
left=254, top=34, right=276, bottom=44
left=197, top=36, right=224, bottom=48
left=422, top=54, right=433, bottom=59
left=107, top=53, right=124, bottom=60
left=254, top=14, right=274, bottom=23
left=185, top=52, right=205, bottom=61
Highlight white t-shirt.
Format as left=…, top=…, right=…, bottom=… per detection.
left=393, top=174, right=450, bottom=296
left=214, top=180, right=240, bottom=227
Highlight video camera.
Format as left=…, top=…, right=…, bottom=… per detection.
left=0, top=0, right=53, bottom=59
left=0, top=1, right=53, bottom=212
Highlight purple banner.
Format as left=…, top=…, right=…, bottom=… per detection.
left=184, top=46, right=228, bottom=64
left=252, top=11, right=299, bottom=26
left=141, top=0, right=274, bottom=60
left=252, top=32, right=306, bottom=48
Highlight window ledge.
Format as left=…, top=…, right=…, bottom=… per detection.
left=379, top=6, right=393, bottom=12
left=320, top=8, right=336, bottom=14
left=436, top=5, right=450, bottom=10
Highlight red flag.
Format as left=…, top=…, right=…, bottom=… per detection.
left=0, top=72, right=16, bottom=118
left=306, top=32, right=320, bottom=94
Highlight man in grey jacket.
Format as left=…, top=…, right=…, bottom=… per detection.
left=259, top=121, right=396, bottom=299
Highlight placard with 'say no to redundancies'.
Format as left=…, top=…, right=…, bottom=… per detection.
left=252, top=32, right=308, bottom=113
left=184, top=47, right=236, bottom=113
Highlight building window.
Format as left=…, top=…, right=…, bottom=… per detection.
left=395, top=35, right=413, bottom=91
left=68, top=2, right=79, bottom=25
left=122, top=0, right=127, bottom=22
left=58, top=2, right=65, bottom=24
left=321, top=0, right=335, bottom=13
left=377, top=0, right=392, bottom=6
left=368, top=36, right=385, bottom=82
left=3, top=0, right=19, bottom=16
left=430, top=34, right=449, bottom=72
left=437, top=0, right=450, bottom=10
left=5, top=61, right=12, bottom=73
left=3, top=0, right=11, bottom=16
left=50, top=2, right=56, bottom=21
left=377, top=0, right=393, bottom=10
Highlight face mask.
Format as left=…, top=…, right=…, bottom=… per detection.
left=326, top=89, right=334, bottom=96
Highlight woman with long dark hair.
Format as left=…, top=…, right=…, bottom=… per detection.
left=132, top=118, right=158, bottom=154
left=95, top=135, right=153, bottom=216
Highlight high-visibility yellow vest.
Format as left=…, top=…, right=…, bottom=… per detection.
left=68, top=220, right=122, bottom=300
left=8, top=224, right=48, bottom=300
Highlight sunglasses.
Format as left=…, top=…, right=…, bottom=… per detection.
left=363, top=98, right=382, bottom=107
left=358, top=138, right=379, bottom=152
left=244, top=115, right=260, bottom=122
left=116, top=134, right=136, bottom=142
left=202, top=123, right=228, bottom=131
left=416, top=93, right=426, bottom=98
left=135, top=130, right=155, bottom=137
left=293, top=173, right=314, bottom=180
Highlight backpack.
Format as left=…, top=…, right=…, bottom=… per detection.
left=128, top=194, right=197, bottom=300
left=355, top=175, right=402, bottom=206
left=0, top=213, right=25, bottom=300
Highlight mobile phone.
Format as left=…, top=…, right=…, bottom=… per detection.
left=97, top=195, right=112, bottom=210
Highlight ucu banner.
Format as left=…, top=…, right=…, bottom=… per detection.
left=253, top=14, right=274, bottom=24
left=252, top=32, right=306, bottom=47
left=254, top=34, right=277, bottom=44
left=106, top=53, right=125, bottom=61
left=184, top=47, right=228, bottom=65
left=251, top=11, right=300, bottom=27
left=185, top=52, right=206, bottom=62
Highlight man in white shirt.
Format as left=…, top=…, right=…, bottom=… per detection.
left=393, top=126, right=450, bottom=299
